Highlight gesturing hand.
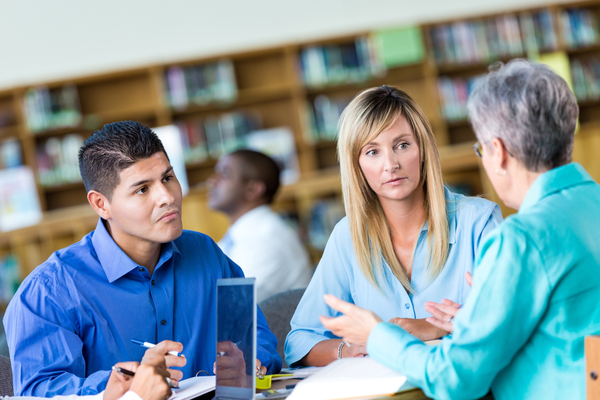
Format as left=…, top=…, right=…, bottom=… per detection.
left=319, top=294, right=382, bottom=347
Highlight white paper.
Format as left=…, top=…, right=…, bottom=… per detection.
left=287, top=357, right=406, bottom=400
left=168, top=376, right=215, bottom=400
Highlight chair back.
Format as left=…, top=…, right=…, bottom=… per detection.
left=259, top=288, right=305, bottom=368
left=588, top=336, right=600, bottom=399
left=0, top=355, right=13, bottom=396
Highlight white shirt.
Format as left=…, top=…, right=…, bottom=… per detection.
left=2, top=390, right=142, bottom=400
left=218, top=205, right=313, bottom=302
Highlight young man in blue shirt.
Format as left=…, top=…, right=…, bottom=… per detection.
left=4, top=121, right=281, bottom=397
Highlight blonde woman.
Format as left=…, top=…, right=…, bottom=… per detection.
left=284, top=86, right=502, bottom=367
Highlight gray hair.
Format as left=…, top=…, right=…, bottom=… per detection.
left=467, top=59, right=579, bottom=172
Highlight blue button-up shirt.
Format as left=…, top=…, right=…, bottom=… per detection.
left=4, top=218, right=281, bottom=396
left=285, top=188, right=502, bottom=366
left=368, top=163, right=600, bottom=400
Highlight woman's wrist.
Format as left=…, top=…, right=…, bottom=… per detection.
left=337, top=340, right=347, bottom=359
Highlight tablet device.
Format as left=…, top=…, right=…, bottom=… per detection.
left=214, top=277, right=256, bottom=400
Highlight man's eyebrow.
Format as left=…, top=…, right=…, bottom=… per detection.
left=130, top=166, right=174, bottom=188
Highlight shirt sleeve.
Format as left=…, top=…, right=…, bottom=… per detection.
left=4, top=274, right=111, bottom=396
left=474, top=203, right=503, bottom=252
left=284, top=221, right=353, bottom=367
left=213, top=241, right=282, bottom=375
left=367, top=223, right=551, bottom=399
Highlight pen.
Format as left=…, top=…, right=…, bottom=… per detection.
left=112, top=366, right=135, bottom=377
left=131, top=339, right=184, bottom=357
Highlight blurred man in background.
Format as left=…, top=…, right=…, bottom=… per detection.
left=208, top=150, right=313, bottom=302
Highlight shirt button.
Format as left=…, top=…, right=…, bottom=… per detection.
left=138, top=267, right=144, bottom=272
left=404, top=303, right=410, bottom=309
left=151, top=280, right=155, bottom=285
left=161, top=319, right=167, bottom=325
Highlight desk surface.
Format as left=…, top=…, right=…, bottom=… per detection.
left=266, top=378, right=494, bottom=400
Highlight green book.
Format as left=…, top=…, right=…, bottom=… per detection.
left=372, top=25, right=424, bottom=68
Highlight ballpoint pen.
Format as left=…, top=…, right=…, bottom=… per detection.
left=112, top=366, right=135, bottom=377
left=113, top=366, right=176, bottom=388
left=131, top=339, right=184, bottom=357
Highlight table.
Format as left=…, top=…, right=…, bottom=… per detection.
left=265, top=378, right=494, bottom=399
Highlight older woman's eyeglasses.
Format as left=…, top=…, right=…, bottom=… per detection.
left=472, top=140, right=514, bottom=158
left=473, top=142, right=484, bottom=158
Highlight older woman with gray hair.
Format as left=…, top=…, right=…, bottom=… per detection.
left=319, top=59, right=600, bottom=400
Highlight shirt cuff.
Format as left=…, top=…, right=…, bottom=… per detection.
left=367, top=322, right=430, bottom=384
left=117, top=391, right=144, bottom=400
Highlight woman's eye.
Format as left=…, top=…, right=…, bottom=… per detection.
left=398, top=142, right=409, bottom=150
left=366, top=149, right=377, bottom=156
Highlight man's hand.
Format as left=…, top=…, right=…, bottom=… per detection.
left=141, top=340, right=186, bottom=385
left=388, top=318, right=447, bottom=341
left=104, top=361, right=139, bottom=400
left=129, top=355, right=172, bottom=400
left=319, top=294, right=382, bottom=347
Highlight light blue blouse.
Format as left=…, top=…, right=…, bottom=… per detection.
left=367, top=163, right=600, bottom=400
left=285, top=188, right=502, bottom=366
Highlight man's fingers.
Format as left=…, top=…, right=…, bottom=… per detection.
left=166, top=368, right=183, bottom=382
left=165, top=354, right=187, bottom=369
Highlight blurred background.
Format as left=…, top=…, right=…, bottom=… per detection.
left=0, top=0, right=597, bottom=309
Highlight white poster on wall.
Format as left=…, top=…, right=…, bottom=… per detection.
left=153, top=125, right=190, bottom=197
left=0, top=166, right=43, bottom=232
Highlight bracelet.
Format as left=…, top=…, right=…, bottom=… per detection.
left=337, top=340, right=347, bottom=359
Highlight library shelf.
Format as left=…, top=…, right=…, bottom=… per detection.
left=3, top=0, right=600, bottom=287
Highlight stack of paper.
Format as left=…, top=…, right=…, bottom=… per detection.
left=286, top=357, right=406, bottom=400
left=168, top=376, right=215, bottom=400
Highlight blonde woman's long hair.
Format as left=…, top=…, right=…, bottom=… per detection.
left=337, top=86, right=449, bottom=293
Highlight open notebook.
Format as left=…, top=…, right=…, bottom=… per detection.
left=286, top=357, right=406, bottom=400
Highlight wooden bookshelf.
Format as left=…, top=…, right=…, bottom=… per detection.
left=2, top=0, right=600, bottom=286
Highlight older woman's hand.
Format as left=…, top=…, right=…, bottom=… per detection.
left=424, top=299, right=462, bottom=332
left=319, top=294, right=382, bottom=347
left=387, top=318, right=448, bottom=341
left=423, top=272, right=470, bottom=333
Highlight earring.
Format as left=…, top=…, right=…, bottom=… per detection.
left=495, top=168, right=506, bottom=176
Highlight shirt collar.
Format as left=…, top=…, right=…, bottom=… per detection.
left=520, top=163, right=594, bottom=212
left=91, top=218, right=181, bottom=283
left=227, top=205, right=271, bottom=243
left=416, top=187, right=457, bottom=245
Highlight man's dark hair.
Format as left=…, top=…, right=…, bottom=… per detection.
left=78, top=121, right=168, bottom=200
left=231, top=149, right=281, bottom=204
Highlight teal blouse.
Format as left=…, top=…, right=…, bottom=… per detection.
left=367, top=163, right=600, bottom=400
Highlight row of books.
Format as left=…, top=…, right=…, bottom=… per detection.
left=571, top=57, right=600, bottom=102
left=307, top=198, right=345, bottom=251
left=299, top=36, right=385, bottom=88
left=174, top=116, right=301, bottom=185
left=560, top=8, right=600, bottom=49
left=0, top=106, right=16, bottom=129
left=0, top=254, right=20, bottom=303
left=164, top=60, right=238, bottom=110
left=36, top=134, right=84, bottom=187
left=437, top=76, right=475, bottom=122
left=174, top=111, right=263, bottom=163
left=305, top=95, right=352, bottom=142
left=24, top=85, right=82, bottom=133
left=430, top=11, right=555, bottom=67
left=0, top=139, right=22, bottom=169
